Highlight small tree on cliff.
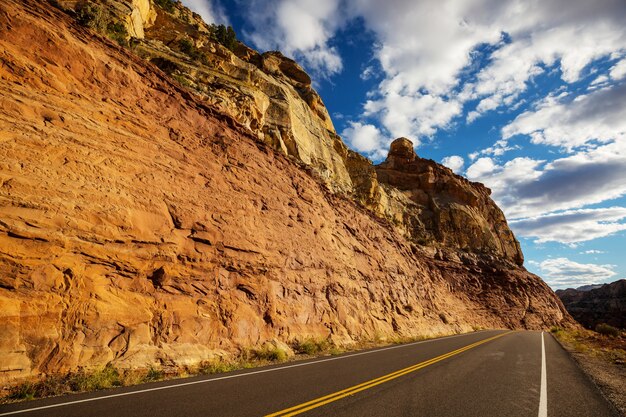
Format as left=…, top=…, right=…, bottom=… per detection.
left=210, top=24, right=237, bottom=51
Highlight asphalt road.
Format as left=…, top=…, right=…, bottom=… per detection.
left=0, top=330, right=618, bottom=417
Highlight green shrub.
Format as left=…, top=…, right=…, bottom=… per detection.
left=8, top=383, right=36, bottom=401
left=74, top=2, right=128, bottom=46
left=70, top=365, right=121, bottom=391
left=154, top=0, right=175, bottom=13
left=293, top=338, right=330, bottom=355
left=75, top=2, right=108, bottom=32
left=144, top=367, right=164, bottom=382
left=595, top=323, right=620, bottom=337
left=106, top=21, right=128, bottom=46
left=197, top=359, right=239, bottom=375
left=177, top=38, right=208, bottom=64
left=253, top=346, right=288, bottom=362
left=150, top=57, right=180, bottom=74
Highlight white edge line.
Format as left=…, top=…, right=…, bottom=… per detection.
left=0, top=330, right=496, bottom=416
left=538, top=331, right=547, bottom=417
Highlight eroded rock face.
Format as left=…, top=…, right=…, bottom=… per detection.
left=60, top=0, right=156, bottom=39
left=556, top=280, right=626, bottom=329
left=134, top=8, right=352, bottom=193
left=0, top=0, right=572, bottom=386
left=374, top=138, right=524, bottom=265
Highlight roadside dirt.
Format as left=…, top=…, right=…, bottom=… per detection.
left=553, top=330, right=626, bottom=416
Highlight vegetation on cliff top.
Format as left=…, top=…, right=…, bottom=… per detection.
left=74, top=1, right=129, bottom=46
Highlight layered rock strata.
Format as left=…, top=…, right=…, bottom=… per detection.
left=0, top=0, right=573, bottom=385
left=556, top=280, right=626, bottom=329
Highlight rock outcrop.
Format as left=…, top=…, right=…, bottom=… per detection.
left=134, top=6, right=352, bottom=193
left=0, top=0, right=573, bottom=386
left=58, top=0, right=156, bottom=39
left=556, top=280, right=626, bottom=329
left=375, top=138, right=523, bottom=265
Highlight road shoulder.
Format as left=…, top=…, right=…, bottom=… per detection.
left=550, top=330, right=625, bottom=416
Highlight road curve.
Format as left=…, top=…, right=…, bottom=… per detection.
left=0, top=330, right=617, bottom=417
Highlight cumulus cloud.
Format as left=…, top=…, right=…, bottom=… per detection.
left=351, top=0, right=626, bottom=138
left=467, top=141, right=626, bottom=221
left=610, top=58, right=626, bottom=80
left=537, top=257, right=617, bottom=289
left=462, top=0, right=626, bottom=120
left=510, top=207, right=626, bottom=244
left=181, top=0, right=228, bottom=24
left=363, top=93, right=462, bottom=144
left=441, top=155, right=465, bottom=174
left=503, top=82, right=626, bottom=150
left=341, top=122, right=384, bottom=155
left=466, top=81, right=626, bottom=232
left=236, top=0, right=343, bottom=77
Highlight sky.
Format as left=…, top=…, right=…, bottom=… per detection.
left=182, top=0, right=626, bottom=290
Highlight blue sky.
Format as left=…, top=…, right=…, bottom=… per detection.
left=183, top=0, right=626, bottom=289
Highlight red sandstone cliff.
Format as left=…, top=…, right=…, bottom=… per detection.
left=0, top=0, right=573, bottom=386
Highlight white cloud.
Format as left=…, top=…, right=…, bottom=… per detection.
left=473, top=139, right=521, bottom=158
left=238, top=0, right=343, bottom=77
left=502, top=82, right=626, bottom=150
left=466, top=111, right=480, bottom=124
left=441, top=155, right=465, bottom=174
left=347, top=0, right=625, bottom=147
left=363, top=93, right=462, bottom=143
left=590, top=75, right=609, bottom=86
left=610, top=58, right=626, bottom=80
left=580, top=250, right=605, bottom=254
left=465, top=157, right=497, bottom=179
left=466, top=140, right=626, bottom=220
left=510, top=207, right=626, bottom=244
left=360, top=66, right=376, bottom=81
left=182, top=0, right=229, bottom=24
left=341, top=122, right=384, bottom=154
left=464, top=81, right=626, bottom=227
left=464, top=0, right=626, bottom=119
left=537, top=257, right=617, bottom=289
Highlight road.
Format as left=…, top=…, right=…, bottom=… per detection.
left=0, top=330, right=618, bottom=417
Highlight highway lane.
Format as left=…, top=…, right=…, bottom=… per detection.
left=0, top=330, right=617, bottom=417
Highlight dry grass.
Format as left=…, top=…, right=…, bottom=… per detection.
left=550, top=326, right=626, bottom=364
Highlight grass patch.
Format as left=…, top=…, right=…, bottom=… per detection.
left=551, top=327, right=626, bottom=364
left=5, top=365, right=122, bottom=402
left=171, top=73, right=193, bottom=88
left=292, top=338, right=331, bottom=355
left=144, top=367, right=165, bottom=382
left=252, top=346, right=288, bottom=362
left=70, top=365, right=122, bottom=392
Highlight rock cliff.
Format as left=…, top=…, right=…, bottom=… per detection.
left=0, top=0, right=572, bottom=386
left=375, top=138, right=524, bottom=265
left=556, top=280, right=626, bottom=330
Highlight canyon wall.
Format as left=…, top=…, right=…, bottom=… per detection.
left=0, top=0, right=572, bottom=385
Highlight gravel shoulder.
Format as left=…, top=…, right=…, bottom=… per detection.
left=552, top=329, right=626, bottom=416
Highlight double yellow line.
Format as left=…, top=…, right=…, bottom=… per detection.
left=265, top=331, right=511, bottom=417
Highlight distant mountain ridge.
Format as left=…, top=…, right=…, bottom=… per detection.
left=573, top=284, right=604, bottom=292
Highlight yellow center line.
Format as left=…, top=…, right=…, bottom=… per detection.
left=265, top=331, right=512, bottom=417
